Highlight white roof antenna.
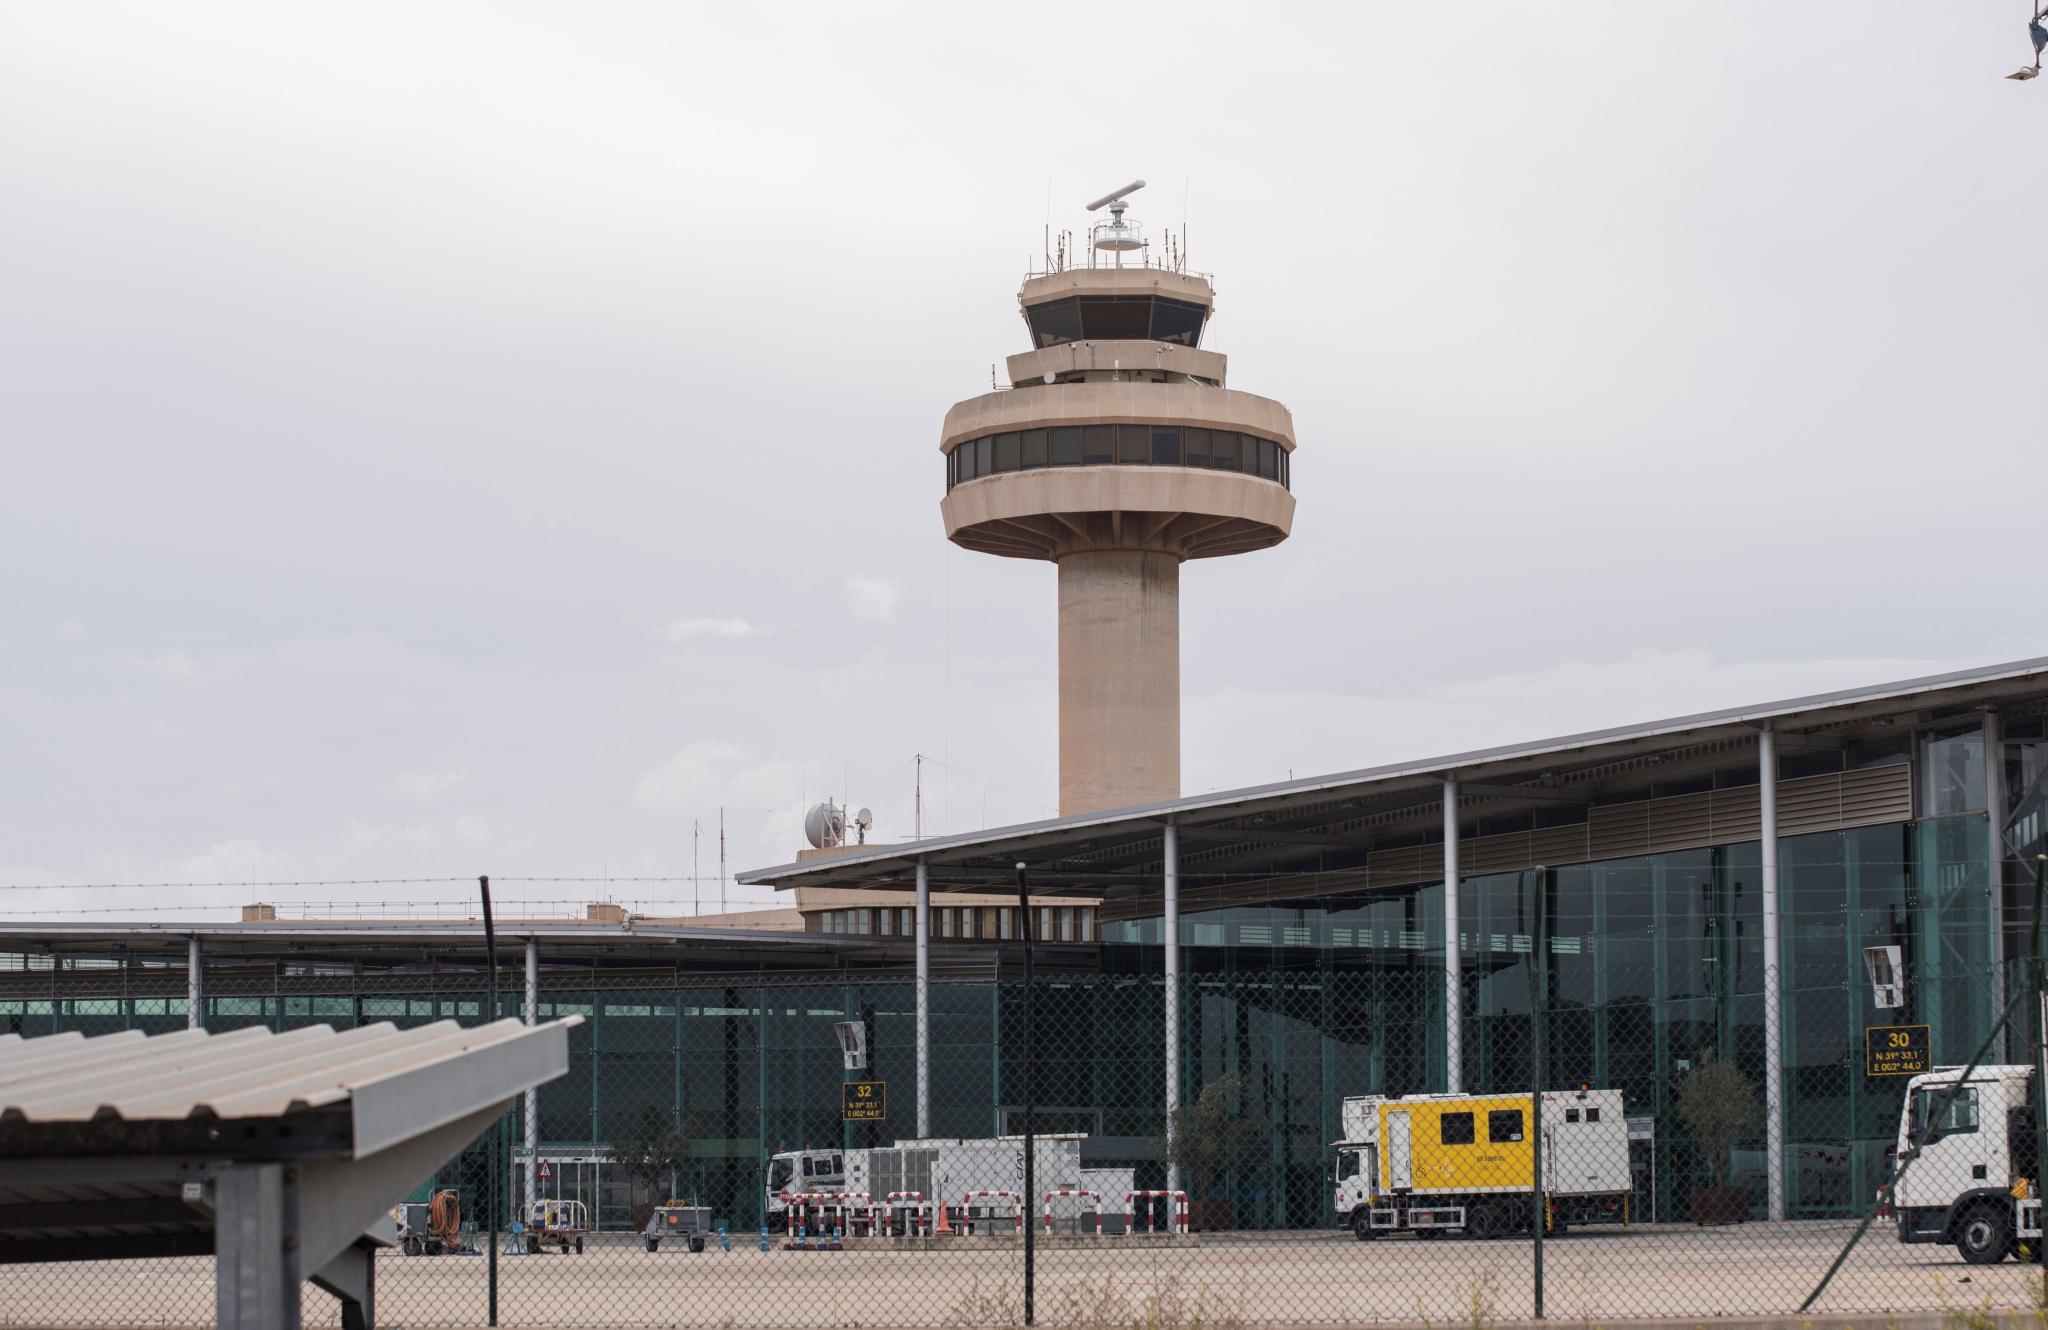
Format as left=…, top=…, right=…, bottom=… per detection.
left=1085, top=180, right=1147, bottom=266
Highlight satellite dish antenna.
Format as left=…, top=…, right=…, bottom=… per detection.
left=854, top=807, right=874, bottom=845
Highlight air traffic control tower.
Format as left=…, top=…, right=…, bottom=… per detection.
left=940, top=182, right=1297, bottom=816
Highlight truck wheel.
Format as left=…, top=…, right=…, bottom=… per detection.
left=689, top=1236, right=705, bottom=1253
left=1958, top=1206, right=2012, bottom=1265
left=645, top=1237, right=659, bottom=1253
left=1351, top=1208, right=1374, bottom=1241
left=1468, top=1204, right=1505, bottom=1240
left=526, top=1235, right=540, bottom=1255
left=575, top=1236, right=585, bottom=1254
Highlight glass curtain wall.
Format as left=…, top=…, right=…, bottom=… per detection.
left=9, top=814, right=1996, bottom=1233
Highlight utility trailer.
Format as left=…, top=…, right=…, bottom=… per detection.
left=643, top=1202, right=713, bottom=1252
left=1333, top=1089, right=1632, bottom=1240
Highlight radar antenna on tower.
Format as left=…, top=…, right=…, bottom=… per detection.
left=1085, top=179, right=1147, bottom=267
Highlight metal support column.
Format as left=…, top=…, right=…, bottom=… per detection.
left=525, top=938, right=539, bottom=1220
left=1443, top=778, right=1461, bottom=1093
left=916, top=857, right=931, bottom=1138
left=214, top=1163, right=301, bottom=1330
left=1163, top=821, right=1181, bottom=1196
left=1986, top=709, right=2008, bottom=1038
left=187, top=936, right=202, bottom=1031
left=1759, top=727, right=1785, bottom=1222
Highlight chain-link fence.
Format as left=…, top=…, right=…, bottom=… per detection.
left=2, top=868, right=2042, bottom=1326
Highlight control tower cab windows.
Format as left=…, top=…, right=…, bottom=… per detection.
left=946, top=427, right=1290, bottom=491
left=1024, top=295, right=1210, bottom=349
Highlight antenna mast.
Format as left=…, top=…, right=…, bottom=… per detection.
left=718, top=807, right=727, bottom=913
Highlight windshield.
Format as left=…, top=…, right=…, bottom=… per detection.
left=766, top=1157, right=794, bottom=1192
left=1911, top=1085, right=1979, bottom=1139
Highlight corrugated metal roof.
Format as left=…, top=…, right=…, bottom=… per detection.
left=0, top=1017, right=579, bottom=1157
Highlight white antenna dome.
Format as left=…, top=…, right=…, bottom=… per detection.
left=803, top=800, right=846, bottom=849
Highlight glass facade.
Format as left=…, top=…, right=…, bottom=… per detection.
left=2, top=810, right=2002, bottom=1235
left=948, top=425, right=1289, bottom=490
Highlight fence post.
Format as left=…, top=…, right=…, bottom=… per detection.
left=1016, top=861, right=1036, bottom=1328
left=481, top=876, right=500, bottom=1327
left=2031, top=855, right=2047, bottom=1304
left=1528, top=864, right=1548, bottom=1320
left=187, top=936, right=203, bottom=1030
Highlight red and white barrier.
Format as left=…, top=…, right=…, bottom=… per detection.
left=1123, top=1190, right=1189, bottom=1235
left=883, top=1190, right=930, bottom=1237
left=960, top=1189, right=1024, bottom=1234
left=1042, top=1188, right=1103, bottom=1234
left=785, top=1191, right=876, bottom=1237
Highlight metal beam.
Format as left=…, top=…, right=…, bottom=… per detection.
left=1458, top=782, right=1593, bottom=805
left=1984, top=708, right=2007, bottom=1057
left=215, top=1162, right=299, bottom=1330
left=1771, top=733, right=1847, bottom=753
left=1759, top=727, right=1785, bottom=1223
left=1163, top=822, right=1181, bottom=1196
left=0, top=1196, right=202, bottom=1232
left=1443, top=778, right=1462, bottom=1094
left=0, top=1230, right=214, bottom=1264
left=188, top=936, right=202, bottom=1031
left=308, top=1239, right=377, bottom=1330
left=915, top=857, right=931, bottom=1137
left=524, top=938, right=539, bottom=1221
left=1177, top=825, right=1370, bottom=850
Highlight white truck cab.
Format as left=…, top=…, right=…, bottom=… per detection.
left=1892, top=1065, right=2038, bottom=1263
left=764, top=1148, right=844, bottom=1218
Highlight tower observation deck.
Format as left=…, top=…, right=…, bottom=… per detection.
left=939, top=182, right=1297, bottom=816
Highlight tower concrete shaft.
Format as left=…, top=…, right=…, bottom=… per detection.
left=940, top=207, right=1296, bottom=816
left=1059, top=549, right=1179, bottom=815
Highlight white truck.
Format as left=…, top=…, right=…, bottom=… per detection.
left=1891, top=1064, right=2042, bottom=1264
left=765, top=1136, right=1086, bottom=1231
left=1332, top=1089, right=1634, bottom=1239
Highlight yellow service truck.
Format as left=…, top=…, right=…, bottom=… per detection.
left=1332, top=1089, right=1633, bottom=1239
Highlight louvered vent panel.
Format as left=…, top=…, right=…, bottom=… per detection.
left=1470, top=831, right=1534, bottom=873
left=1710, top=787, right=1762, bottom=843
left=1644, top=791, right=1715, bottom=855
left=1839, top=763, right=1912, bottom=827
left=1777, top=773, right=1842, bottom=836
left=1366, top=844, right=1435, bottom=888
left=1588, top=803, right=1650, bottom=860
left=1530, top=824, right=1591, bottom=866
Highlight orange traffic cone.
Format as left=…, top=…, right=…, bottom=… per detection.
left=935, top=1197, right=952, bottom=1235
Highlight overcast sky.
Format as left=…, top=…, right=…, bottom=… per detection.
left=3, top=4, right=2043, bottom=922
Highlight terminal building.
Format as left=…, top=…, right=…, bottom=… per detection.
left=7, top=660, right=2044, bottom=1231
left=5, top=190, right=2045, bottom=1236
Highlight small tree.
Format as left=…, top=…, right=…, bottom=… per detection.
left=1676, top=1048, right=1761, bottom=1190
left=609, top=1106, right=690, bottom=1206
left=1165, top=1072, right=1260, bottom=1197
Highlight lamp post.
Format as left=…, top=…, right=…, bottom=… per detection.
left=2006, top=5, right=2046, bottom=78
